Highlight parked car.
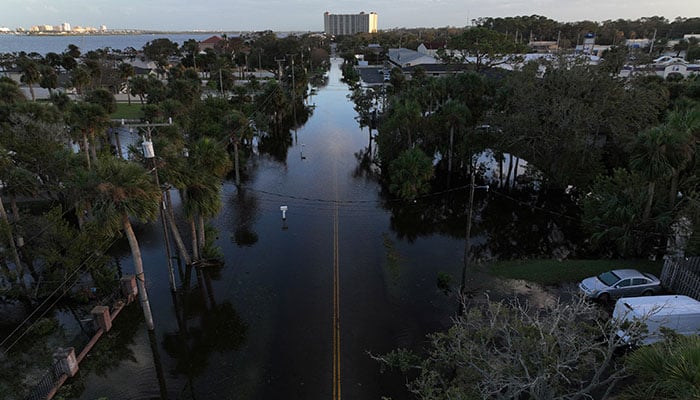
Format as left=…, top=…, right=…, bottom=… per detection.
left=578, top=269, right=662, bottom=302
left=613, top=295, right=700, bottom=345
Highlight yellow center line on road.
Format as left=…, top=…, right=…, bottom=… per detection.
left=332, top=202, right=341, bottom=400
left=332, top=157, right=341, bottom=400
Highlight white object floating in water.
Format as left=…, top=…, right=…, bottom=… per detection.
left=280, top=205, right=288, bottom=220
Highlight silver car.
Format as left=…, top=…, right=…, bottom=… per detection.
left=579, top=269, right=662, bottom=302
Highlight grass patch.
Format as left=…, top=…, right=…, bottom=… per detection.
left=111, top=103, right=143, bottom=119
left=488, top=259, right=663, bottom=286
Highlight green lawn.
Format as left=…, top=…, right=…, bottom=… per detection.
left=111, top=103, right=143, bottom=119
left=488, top=259, right=663, bottom=286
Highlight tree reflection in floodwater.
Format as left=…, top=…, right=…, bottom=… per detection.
left=163, top=265, right=247, bottom=391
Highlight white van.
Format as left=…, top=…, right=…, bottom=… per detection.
left=612, top=295, right=700, bottom=346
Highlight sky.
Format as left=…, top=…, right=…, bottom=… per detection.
left=1, top=0, right=699, bottom=32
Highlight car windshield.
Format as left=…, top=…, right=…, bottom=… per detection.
left=597, top=271, right=620, bottom=287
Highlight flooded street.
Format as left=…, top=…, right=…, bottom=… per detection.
left=77, top=59, right=467, bottom=399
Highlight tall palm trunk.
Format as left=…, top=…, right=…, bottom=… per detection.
left=189, top=216, right=199, bottom=260
left=9, top=196, right=37, bottom=281
left=498, top=153, right=504, bottom=188
left=164, top=191, right=192, bottom=266
left=512, top=157, right=520, bottom=190
left=0, top=197, right=25, bottom=288
left=122, top=212, right=155, bottom=330
left=113, top=129, right=123, bottom=159
left=233, top=138, right=241, bottom=187
left=75, top=201, right=85, bottom=229
left=643, top=181, right=656, bottom=221
left=197, top=215, right=206, bottom=258
left=448, top=125, right=454, bottom=175
left=669, top=173, right=680, bottom=209
left=82, top=131, right=91, bottom=170
left=89, top=129, right=98, bottom=165
left=505, top=154, right=514, bottom=191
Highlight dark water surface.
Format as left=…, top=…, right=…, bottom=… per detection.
left=0, top=33, right=217, bottom=55
left=77, top=59, right=464, bottom=399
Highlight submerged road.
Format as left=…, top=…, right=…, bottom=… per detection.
left=76, top=58, right=464, bottom=400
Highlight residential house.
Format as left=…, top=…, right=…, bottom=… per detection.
left=528, top=41, right=559, bottom=53
left=199, top=35, right=224, bottom=51
left=387, top=48, right=440, bottom=68
left=417, top=41, right=447, bottom=57
left=619, top=56, right=700, bottom=79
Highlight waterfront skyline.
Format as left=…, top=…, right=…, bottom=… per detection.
left=1, top=0, right=699, bottom=32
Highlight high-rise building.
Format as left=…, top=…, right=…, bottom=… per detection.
left=324, top=12, right=378, bottom=36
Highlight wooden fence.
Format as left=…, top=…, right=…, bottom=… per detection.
left=24, top=275, right=137, bottom=400
left=661, top=257, right=700, bottom=301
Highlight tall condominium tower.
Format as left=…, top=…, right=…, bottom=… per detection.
left=323, top=11, right=378, bottom=35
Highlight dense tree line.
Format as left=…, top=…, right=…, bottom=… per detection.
left=346, top=26, right=700, bottom=259
left=0, top=33, right=329, bottom=398
left=334, top=16, right=700, bottom=66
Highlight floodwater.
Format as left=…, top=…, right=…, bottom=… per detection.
left=75, top=59, right=470, bottom=399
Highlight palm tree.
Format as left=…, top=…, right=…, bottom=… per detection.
left=118, top=63, right=135, bottom=105
left=0, top=79, right=26, bottom=104
left=630, top=126, right=675, bottom=221
left=392, top=99, right=422, bottom=147
left=38, top=64, right=58, bottom=97
left=70, top=66, right=92, bottom=96
left=183, top=176, right=222, bottom=260
left=68, top=101, right=110, bottom=169
left=18, top=58, right=40, bottom=101
left=1, top=164, right=39, bottom=248
left=438, top=100, right=471, bottom=179
left=182, top=137, right=230, bottom=259
left=389, top=147, right=434, bottom=200
left=664, top=108, right=700, bottom=207
left=0, top=147, right=27, bottom=288
left=223, top=110, right=250, bottom=187
left=377, top=99, right=422, bottom=170
left=622, top=335, right=700, bottom=399
left=92, top=158, right=161, bottom=330
left=64, top=164, right=99, bottom=229
left=130, top=75, right=149, bottom=105
left=65, top=44, right=81, bottom=59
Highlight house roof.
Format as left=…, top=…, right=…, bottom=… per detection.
left=402, top=63, right=471, bottom=73
left=421, top=41, right=446, bottom=50
left=388, top=48, right=440, bottom=67
left=201, top=35, right=223, bottom=45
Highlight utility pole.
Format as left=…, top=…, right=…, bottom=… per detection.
left=121, top=119, right=178, bottom=294
left=289, top=54, right=298, bottom=137
left=460, top=170, right=489, bottom=298
left=275, top=58, right=285, bottom=80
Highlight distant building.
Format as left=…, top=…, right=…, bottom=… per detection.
left=581, top=32, right=596, bottom=54
left=199, top=35, right=224, bottom=51
left=417, top=41, right=447, bottom=57
left=575, top=33, right=610, bottom=57
left=527, top=41, right=559, bottom=53
left=618, top=56, right=700, bottom=79
left=323, top=12, right=377, bottom=36
left=625, top=38, right=651, bottom=49
left=387, top=48, right=440, bottom=68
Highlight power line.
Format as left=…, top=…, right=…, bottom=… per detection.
left=0, top=235, right=120, bottom=354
